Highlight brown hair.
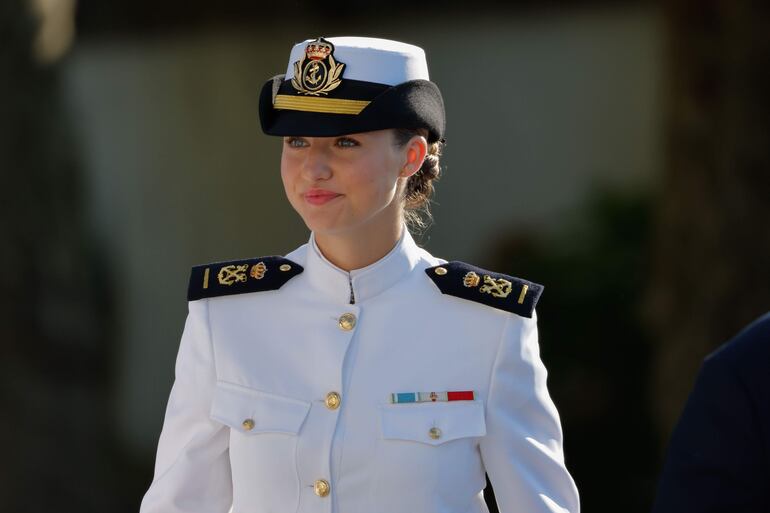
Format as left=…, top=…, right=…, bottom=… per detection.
left=392, top=128, right=443, bottom=230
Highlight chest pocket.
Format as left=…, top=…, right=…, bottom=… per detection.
left=210, top=381, right=311, bottom=435
left=380, top=401, right=486, bottom=446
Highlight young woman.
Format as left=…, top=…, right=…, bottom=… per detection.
left=141, top=36, right=579, bottom=513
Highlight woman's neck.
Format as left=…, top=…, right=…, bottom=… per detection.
left=314, top=221, right=404, bottom=272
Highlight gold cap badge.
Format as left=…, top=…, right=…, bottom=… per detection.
left=291, top=37, right=345, bottom=96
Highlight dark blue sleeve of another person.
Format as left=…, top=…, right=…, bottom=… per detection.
left=652, top=313, right=770, bottom=513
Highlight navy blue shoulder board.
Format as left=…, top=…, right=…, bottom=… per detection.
left=188, top=256, right=303, bottom=301
left=425, top=261, right=543, bottom=318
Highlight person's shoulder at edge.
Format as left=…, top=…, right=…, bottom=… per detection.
left=703, top=312, right=770, bottom=378
left=697, top=311, right=770, bottom=439
left=651, top=311, right=770, bottom=513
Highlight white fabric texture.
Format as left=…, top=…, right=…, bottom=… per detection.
left=140, top=228, right=580, bottom=513
left=284, top=36, right=431, bottom=85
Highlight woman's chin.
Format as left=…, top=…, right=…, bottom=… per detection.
left=300, top=214, right=349, bottom=235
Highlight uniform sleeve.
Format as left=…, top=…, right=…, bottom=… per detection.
left=651, top=355, right=767, bottom=513
left=479, top=312, right=580, bottom=513
left=140, top=299, right=232, bottom=513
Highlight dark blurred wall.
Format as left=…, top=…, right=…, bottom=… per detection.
left=0, top=0, right=139, bottom=510
left=648, top=0, right=770, bottom=440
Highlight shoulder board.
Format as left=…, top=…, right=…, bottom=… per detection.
left=425, top=261, right=543, bottom=318
left=187, top=256, right=303, bottom=301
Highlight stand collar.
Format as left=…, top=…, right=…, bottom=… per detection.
left=304, top=226, right=422, bottom=305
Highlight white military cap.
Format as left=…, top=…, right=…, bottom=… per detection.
left=259, top=36, right=445, bottom=143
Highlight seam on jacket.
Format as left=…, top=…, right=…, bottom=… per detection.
left=292, top=432, right=302, bottom=513
left=483, top=313, right=512, bottom=419
left=203, top=298, right=218, bottom=378
left=202, top=297, right=233, bottom=509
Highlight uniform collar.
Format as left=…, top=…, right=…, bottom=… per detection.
left=304, top=226, right=422, bottom=305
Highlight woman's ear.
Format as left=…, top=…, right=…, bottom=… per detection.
left=401, top=135, right=428, bottom=178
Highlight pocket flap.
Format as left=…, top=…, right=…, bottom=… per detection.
left=210, top=382, right=311, bottom=435
left=380, top=401, right=486, bottom=446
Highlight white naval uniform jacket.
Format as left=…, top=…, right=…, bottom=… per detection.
left=140, top=229, right=580, bottom=513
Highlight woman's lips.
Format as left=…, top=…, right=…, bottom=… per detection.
left=303, top=189, right=342, bottom=206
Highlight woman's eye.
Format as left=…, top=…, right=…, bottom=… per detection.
left=335, top=137, right=359, bottom=148
left=285, top=137, right=308, bottom=148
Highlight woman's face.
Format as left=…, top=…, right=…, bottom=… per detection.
left=280, top=129, right=409, bottom=238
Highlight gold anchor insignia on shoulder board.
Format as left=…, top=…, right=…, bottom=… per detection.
left=218, top=264, right=249, bottom=286
left=291, top=37, right=346, bottom=96
left=250, top=262, right=267, bottom=280
left=479, top=275, right=513, bottom=299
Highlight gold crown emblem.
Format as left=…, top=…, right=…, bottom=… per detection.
left=250, top=262, right=267, bottom=280
left=305, top=40, right=333, bottom=60
left=463, top=271, right=480, bottom=288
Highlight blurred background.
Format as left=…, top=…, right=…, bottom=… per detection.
left=2, top=0, right=769, bottom=511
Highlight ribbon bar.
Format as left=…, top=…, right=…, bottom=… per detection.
left=390, top=390, right=476, bottom=404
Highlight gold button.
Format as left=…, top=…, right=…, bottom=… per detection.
left=242, top=418, right=255, bottom=431
left=434, top=267, right=448, bottom=276
left=325, top=391, right=341, bottom=410
left=314, top=479, right=330, bottom=497
left=279, top=264, right=292, bottom=272
left=428, top=427, right=442, bottom=440
left=338, top=312, right=357, bottom=331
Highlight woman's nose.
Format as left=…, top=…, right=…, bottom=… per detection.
left=301, top=144, right=332, bottom=181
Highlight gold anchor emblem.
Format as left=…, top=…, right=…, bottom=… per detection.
left=218, top=264, right=249, bottom=286
left=479, top=275, right=513, bottom=299
left=250, top=262, right=267, bottom=280
left=306, top=62, right=322, bottom=86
